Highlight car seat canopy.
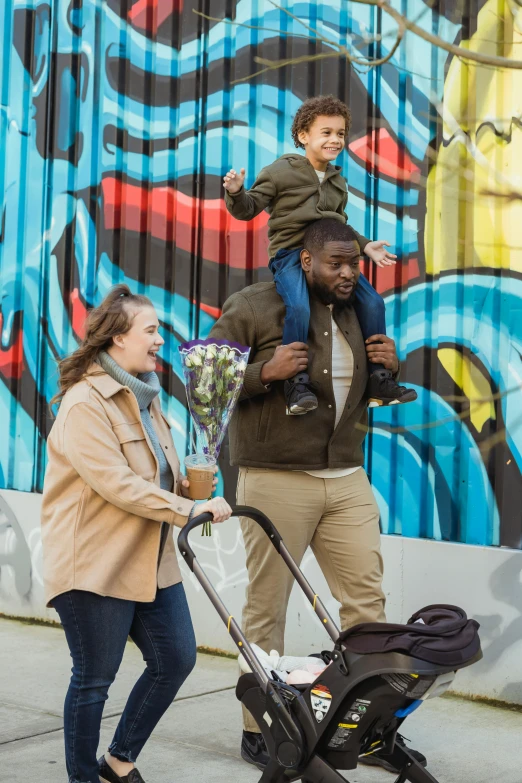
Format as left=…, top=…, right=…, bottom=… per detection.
left=337, top=605, right=481, bottom=667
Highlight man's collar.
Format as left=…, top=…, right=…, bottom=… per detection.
left=309, top=291, right=356, bottom=322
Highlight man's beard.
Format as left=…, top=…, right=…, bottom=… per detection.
left=309, top=277, right=357, bottom=309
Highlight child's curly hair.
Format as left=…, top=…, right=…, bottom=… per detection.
left=291, top=96, right=351, bottom=149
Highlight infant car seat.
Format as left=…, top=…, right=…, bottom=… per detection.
left=178, top=506, right=481, bottom=783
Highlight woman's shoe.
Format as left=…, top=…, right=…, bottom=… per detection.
left=98, top=755, right=146, bottom=783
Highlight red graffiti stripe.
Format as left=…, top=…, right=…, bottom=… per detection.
left=128, top=0, right=183, bottom=34
left=196, top=301, right=222, bottom=319
left=101, top=176, right=419, bottom=299
left=0, top=314, right=24, bottom=380
left=349, top=129, right=420, bottom=182
left=101, top=177, right=270, bottom=270
left=70, top=288, right=87, bottom=340
left=361, top=257, right=421, bottom=295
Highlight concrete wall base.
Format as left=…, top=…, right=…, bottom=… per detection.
left=2, top=489, right=521, bottom=704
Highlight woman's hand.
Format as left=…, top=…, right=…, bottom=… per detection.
left=196, top=497, right=233, bottom=524
left=179, top=472, right=218, bottom=498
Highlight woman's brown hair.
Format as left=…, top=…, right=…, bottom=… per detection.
left=51, top=284, right=153, bottom=408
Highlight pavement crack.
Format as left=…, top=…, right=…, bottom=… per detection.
left=0, top=686, right=236, bottom=748
left=0, top=700, right=62, bottom=719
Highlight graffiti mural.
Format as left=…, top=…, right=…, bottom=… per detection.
left=0, top=495, right=33, bottom=598
left=0, top=0, right=521, bottom=548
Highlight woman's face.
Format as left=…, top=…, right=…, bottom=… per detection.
left=110, top=305, right=164, bottom=375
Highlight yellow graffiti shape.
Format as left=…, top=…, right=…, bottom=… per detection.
left=426, top=0, right=522, bottom=275
left=438, top=348, right=496, bottom=432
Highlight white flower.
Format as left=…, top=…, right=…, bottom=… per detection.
left=194, top=345, right=206, bottom=356
left=236, top=360, right=247, bottom=373
left=191, top=354, right=203, bottom=366
left=206, top=345, right=217, bottom=360
left=218, top=347, right=230, bottom=360
left=185, top=355, right=193, bottom=368
left=225, top=364, right=236, bottom=377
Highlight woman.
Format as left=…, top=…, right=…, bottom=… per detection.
left=41, top=285, right=232, bottom=783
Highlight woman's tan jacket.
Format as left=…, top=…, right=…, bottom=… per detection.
left=41, top=365, right=195, bottom=606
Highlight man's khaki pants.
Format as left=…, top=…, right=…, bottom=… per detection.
left=237, top=466, right=386, bottom=732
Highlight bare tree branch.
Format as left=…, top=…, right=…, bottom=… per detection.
left=429, top=94, right=522, bottom=196
left=354, top=0, right=522, bottom=69
left=193, top=1, right=405, bottom=82
left=262, top=0, right=405, bottom=68
left=234, top=52, right=342, bottom=85
left=191, top=10, right=312, bottom=41
left=351, top=383, right=522, bottom=456
left=481, top=188, right=522, bottom=202
left=195, top=0, right=522, bottom=88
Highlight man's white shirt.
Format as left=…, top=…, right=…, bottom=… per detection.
left=305, top=305, right=361, bottom=479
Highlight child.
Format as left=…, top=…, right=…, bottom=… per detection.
left=223, top=95, right=417, bottom=414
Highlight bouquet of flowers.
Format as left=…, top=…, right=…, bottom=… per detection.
left=178, top=338, right=250, bottom=533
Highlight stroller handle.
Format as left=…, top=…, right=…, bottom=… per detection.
left=177, top=505, right=339, bottom=750
left=178, top=505, right=283, bottom=570
left=178, top=505, right=340, bottom=666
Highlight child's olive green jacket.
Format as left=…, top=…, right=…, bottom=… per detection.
left=224, top=153, right=371, bottom=258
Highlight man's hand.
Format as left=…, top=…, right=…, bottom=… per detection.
left=366, top=335, right=399, bottom=373
left=365, top=240, right=397, bottom=268
left=223, top=168, right=246, bottom=194
left=260, top=343, right=309, bottom=383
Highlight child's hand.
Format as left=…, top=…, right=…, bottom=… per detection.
left=223, top=168, right=246, bottom=194
left=365, top=240, right=397, bottom=268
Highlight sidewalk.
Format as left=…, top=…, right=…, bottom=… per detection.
left=1, top=616, right=522, bottom=783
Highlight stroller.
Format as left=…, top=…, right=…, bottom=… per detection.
left=178, top=506, right=482, bottom=783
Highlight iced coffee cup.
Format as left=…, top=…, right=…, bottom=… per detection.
left=184, top=454, right=216, bottom=500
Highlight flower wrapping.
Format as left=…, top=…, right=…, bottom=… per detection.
left=179, top=338, right=250, bottom=457
left=178, top=339, right=250, bottom=535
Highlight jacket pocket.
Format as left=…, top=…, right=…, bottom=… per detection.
left=112, top=421, right=145, bottom=444
left=74, top=485, right=88, bottom=538
left=113, top=421, right=155, bottom=480
left=257, top=398, right=271, bottom=442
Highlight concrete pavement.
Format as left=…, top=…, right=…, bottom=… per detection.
left=1, top=616, right=522, bottom=783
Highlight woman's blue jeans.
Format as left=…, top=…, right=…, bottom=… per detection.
left=52, top=584, right=197, bottom=783
left=269, top=247, right=387, bottom=371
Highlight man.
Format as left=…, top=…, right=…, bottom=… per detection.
left=209, top=219, right=425, bottom=774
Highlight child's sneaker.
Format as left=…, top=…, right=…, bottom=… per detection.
left=284, top=373, right=318, bottom=415
left=367, top=369, right=417, bottom=407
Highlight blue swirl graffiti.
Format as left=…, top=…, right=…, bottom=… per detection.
left=0, top=0, right=519, bottom=548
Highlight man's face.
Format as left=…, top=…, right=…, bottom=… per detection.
left=301, top=239, right=361, bottom=307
